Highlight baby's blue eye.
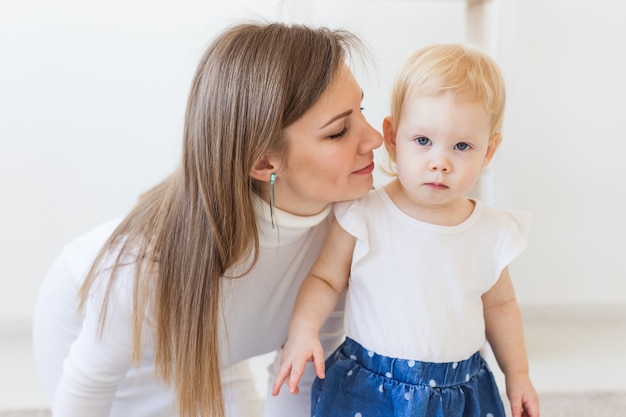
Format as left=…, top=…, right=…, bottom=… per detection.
left=415, top=136, right=430, bottom=146
left=455, top=142, right=470, bottom=151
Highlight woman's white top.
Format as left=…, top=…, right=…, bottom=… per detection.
left=33, top=196, right=342, bottom=417
left=335, top=187, right=532, bottom=363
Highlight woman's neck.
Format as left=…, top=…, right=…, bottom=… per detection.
left=256, top=187, right=330, bottom=217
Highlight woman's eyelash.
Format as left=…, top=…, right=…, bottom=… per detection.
left=329, top=127, right=349, bottom=139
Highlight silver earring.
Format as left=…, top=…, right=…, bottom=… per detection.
left=269, top=172, right=276, bottom=228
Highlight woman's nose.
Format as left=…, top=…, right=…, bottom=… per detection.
left=358, top=118, right=383, bottom=153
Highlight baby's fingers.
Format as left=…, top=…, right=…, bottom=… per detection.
left=510, top=397, right=523, bottom=417
left=510, top=394, right=541, bottom=417
left=271, top=363, right=292, bottom=396
left=287, top=362, right=307, bottom=394
left=521, top=395, right=540, bottom=417
left=313, top=350, right=326, bottom=380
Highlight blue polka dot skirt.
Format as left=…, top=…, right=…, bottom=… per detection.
left=311, top=338, right=505, bottom=417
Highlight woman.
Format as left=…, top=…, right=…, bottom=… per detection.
left=32, top=22, right=382, bottom=417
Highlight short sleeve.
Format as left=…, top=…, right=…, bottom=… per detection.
left=496, top=209, right=533, bottom=274
left=334, top=198, right=370, bottom=265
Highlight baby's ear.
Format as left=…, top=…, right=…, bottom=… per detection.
left=483, top=132, right=502, bottom=167
left=383, top=116, right=397, bottom=162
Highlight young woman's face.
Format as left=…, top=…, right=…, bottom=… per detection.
left=273, top=65, right=383, bottom=216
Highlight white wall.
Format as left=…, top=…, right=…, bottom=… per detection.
left=491, top=0, right=626, bottom=308
left=2, top=0, right=625, bottom=324
left=0, top=0, right=283, bottom=322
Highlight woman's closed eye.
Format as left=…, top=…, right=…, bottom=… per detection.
left=329, top=127, right=349, bottom=140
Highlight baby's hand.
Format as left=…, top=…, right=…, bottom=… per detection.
left=506, top=373, right=540, bottom=417
left=271, top=333, right=325, bottom=396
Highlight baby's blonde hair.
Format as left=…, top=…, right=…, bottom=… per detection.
left=390, top=43, right=506, bottom=134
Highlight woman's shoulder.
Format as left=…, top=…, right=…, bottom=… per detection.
left=68, top=218, right=123, bottom=257
left=57, top=218, right=123, bottom=280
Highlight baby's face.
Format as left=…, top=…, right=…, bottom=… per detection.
left=389, top=92, right=498, bottom=208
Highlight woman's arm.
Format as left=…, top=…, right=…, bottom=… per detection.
left=483, top=267, right=540, bottom=417
left=53, top=270, right=136, bottom=417
left=271, top=219, right=355, bottom=396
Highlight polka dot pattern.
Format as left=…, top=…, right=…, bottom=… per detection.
left=311, top=339, right=506, bottom=417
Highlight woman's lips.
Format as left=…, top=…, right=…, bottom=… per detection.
left=353, top=162, right=375, bottom=175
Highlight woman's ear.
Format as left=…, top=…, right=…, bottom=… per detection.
left=482, top=132, right=503, bottom=167
left=249, top=157, right=277, bottom=181
left=383, top=116, right=397, bottom=162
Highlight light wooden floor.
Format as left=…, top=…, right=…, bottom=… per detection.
left=1, top=306, right=625, bottom=410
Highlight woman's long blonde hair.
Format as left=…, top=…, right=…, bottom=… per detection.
left=79, top=22, right=362, bottom=417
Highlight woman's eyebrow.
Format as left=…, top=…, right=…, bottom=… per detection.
left=319, top=91, right=364, bottom=129
left=320, top=109, right=353, bottom=129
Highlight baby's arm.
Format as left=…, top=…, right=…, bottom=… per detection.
left=483, top=267, right=540, bottom=417
left=271, top=219, right=355, bottom=396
